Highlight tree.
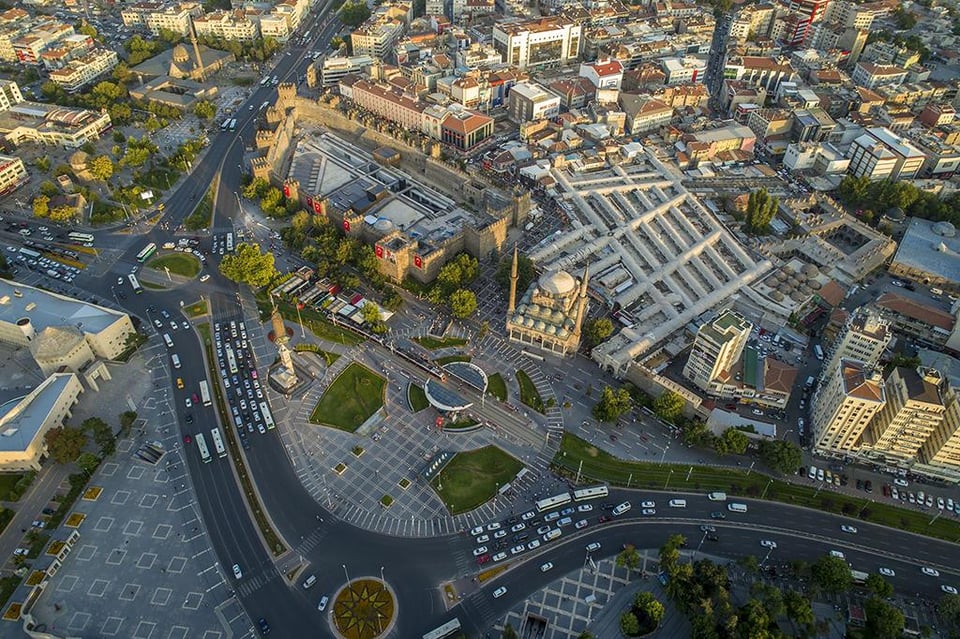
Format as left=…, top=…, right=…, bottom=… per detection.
left=680, top=418, right=710, bottom=446
left=83, top=417, right=116, bottom=456
left=76, top=452, right=101, bottom=476
left=864, top=596, right=905, bottom=639
left=501, top=624, right=518, bottom=639
left=339, top=0, right=372, bottom=26
left=635, top=591, right=665, bottom=628
left=219, top=242, right=278, bottom=288
left=811, top=554, right=853, bottom=593
left=87, top=154, right=114, bottom=180
left=653, top=390, right=684, bottom=423
left=620, top=611, right=640, bottom=636
left=592, top=385, right=632, bottom=422
left=937, top=593, right=960, bottom=626
left=616, top=543, right=642, bottom=573
left=865, top=573, right=894, bottom=598
left=32, top=194, right=50, bottom=218
left=718, top=427, right=749, bottom=455
left=494, top=251, right=535, bottom=295
left=193, top=100, right=217, bottom=121
left=582, top=317, right=614, bottom=348
left=745, top=187, right=779, bottom=232
left=39, top=180, right=60, bottom=196
left=44, top=426, right=88, bottom=464
left=783, top=589, right=815, bottom=627
left=449, top=289, right=477, bottom=319
left=758, top=439, right=803, bottom=475
left=49, top=205, right=78, bottom=222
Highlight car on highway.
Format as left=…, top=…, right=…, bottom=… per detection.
left=829, top=550, right=845, bottom=559
left=476, top=534, right=489, bottom=544
left=575, top=519, right=588, bottom=530
left=878, top=567, right=896, bottom=577
left=840, top=525, right=858, bottom=534
left=710, top=511, right=727, bottom=519
left=540, top=562, right=553, bottom=572
left=185, top=398, right=192, bottom=408
left=176, top=378, right=184, bottom=389
left=760, top=540, right=777, bottom=549
left=527, top=539, right=541, bottom=550
left=943, top=585, right=958, bottom=595
left=598, top=515, right=611, bottom=523
left=200, top=274, right=210, bottom=282
left=493, top=586, right=507, bottom=599
left=232, top=563, right=243, bottom=579
left=317, top=596, right=329, bottom=611
left=586, top=542, right=601, bottom=552
left=13, top=548, right=28, bottom=556
left=641, top=509, right=656, bottom=516
left=472, top=546, right=488, bottom=556
left=922, top=567, right=940, bottom=577
left=700, top=525, right=716, bottom=533
left=641, top=501, right=655, bottom=508
left=257, top=618, right=270, bottom=635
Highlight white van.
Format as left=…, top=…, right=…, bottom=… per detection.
left=612, top=501, right=632, bottom=516
left=707, top=492, right=727, bottom=501
left=171, top=354, right=181, bottom=369
left=302, top=575, right=316, bottom=589
left=727, top=502, right=748, bottom=513
left=162, top=334, right=174, bottom=348
left=668, top=499, right=687, bottom=508
left=829, top=550, right=845, bottom=560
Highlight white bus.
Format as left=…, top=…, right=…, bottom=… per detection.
left=225, top=232, right=235, bottom=252
left=221, top=118, right=231, bottom=130
left=18, top=247, right=41, bottom=260
left=536, top=492, right=572, bottom=513
left=128, top=273, right=144, bottom=294
left=228, top=118, right=237, bottom=131
left=423, top=618, right=461, bottom=639
left=225, top=347, right=238, bottom=375
left=136, top=242, right=157, bottom=263
left=199, top=380, right=212, bottom=407
left=573, top=485, right=608, bottom=502
left=259, top=402, right=275, bottom=430
left=210, top=427, right=227, bottom=458
left=196, top=433, right=212, bottom=463
left=67, top=232, right=94, bottom=245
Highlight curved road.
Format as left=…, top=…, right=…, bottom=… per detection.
left=71, top=16, right=960, bottom=639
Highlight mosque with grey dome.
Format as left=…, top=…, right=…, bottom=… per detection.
left=505, top=249, right=590, bottom=357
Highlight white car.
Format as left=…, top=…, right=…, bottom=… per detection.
left=540, top=562, right=554, bottom=572
left=878, top=567, right=896, bottom=578
left=475, top=535, right=489, bottom=544
left=510, top=523, right=525, bottom=533
left=585, top=542, right=601, bottom=552
left=486, top=522, right=502, bottom=532
left=840, top=525, right=858, bottom=534
left=938, top=497, right=945, bottom=510
left=641, top=501, right=656, bottom=509
left=510, top=544, right=525, bottom=555
left=829, top=550, right=845, bottom=559
left=185, top=398, right=192, bottom=408
left=470, top=526, right=484, bottom=536
left=575, top=519, right=588, bottom=530
left=922, top=567, right=941, bottom=577
left=942, top=585, right=959, bottom=595
left=493, top=530, right=507, bottom=539
left=699, top=525, right=716, bottom=533
left=893, top=478, right=908, bottom=487
left=577, top=504, right=593, bottom=513
left=526, top=539, right=541, bottom=550
left=472, top=546, right=488, bottom=556
left=493, top=586, right=507, bottom=599
left=641, top=509, right=656, bottom=516
left=536, top=525, right=552, bottom=535
left=200, top=274, right=210, bottom=282
left=521, top=511, right=536, bottom=521
left=232, top=563, right=242, bottom=579
left=752, top=409, right=763, bottom=416
left=492, top=552, right=507, bottom=562
left=317, top=596, right=329, bottom=611
left=760, top=540, right=777, bottom=549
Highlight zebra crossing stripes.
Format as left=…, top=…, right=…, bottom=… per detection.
left=236, top=573, right=271, bottom=598
left=297, top=527, right=329, bottom=555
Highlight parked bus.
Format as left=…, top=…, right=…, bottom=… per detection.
left=535, top=492, right=572, bottom=513
left=196, top=433, right=212, bottom=463
left=199, top=380, right=212, bottom=407
left=573, top=485, right=609, bottom=502
left=259, top=402, right=275, bottom=430
left=136, top=242, right=157, bottom=263
left=225, top=347, right=238, bottom=375
left=228, top=118, right=237, bottom=131
left=128, top=273, right=143, bottom=294
left=210, top=427, right=227, bottom=458
left=67, top=232, right=94, bottom=244
left=423, top=618, right=461, bottom=639
left=221, top=118, right=231, bottom=130
left=18, top=247, right=41, bottom=259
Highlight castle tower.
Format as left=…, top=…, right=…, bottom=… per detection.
left=507, top=246, right=519, bottom=314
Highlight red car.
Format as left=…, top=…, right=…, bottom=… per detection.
left=183, top=435, right=192, bottom=444
left=475, top=554, right=491, bottom=565
left=191, top=393, right=200, bottom=404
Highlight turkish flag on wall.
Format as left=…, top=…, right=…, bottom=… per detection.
left=375, top=245, right=384, bottom=258
left=283, top=184, right=290, bottom=197
left=313, top=201, right=322, bottom=213
left=343, top=219, right=351, bottom=231
left=414, top=255, right=422, bottom=268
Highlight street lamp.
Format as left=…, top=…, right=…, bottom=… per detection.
left=761, top=478, right=773, bottom=499
left=342, top=563, right=350, bottom=585
left=659, top=444, right=670, bottom=467
left=664, top=468, right=674, bottom=490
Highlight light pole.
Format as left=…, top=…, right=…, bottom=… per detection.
left=761, top=478, right=773, bottom=499
left=746, top=460, right=755, bottom=476
left=659, top=444, right=669, bottom=467
left=782, top=429, right=793, bottom=441
left=342, top=563, right=350, bottom=585
left=759, top=546, right=774, bottom=568
left=664, top=468, right=674, bottom=490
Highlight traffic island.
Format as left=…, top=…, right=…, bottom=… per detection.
left=309, top=363, right=386, bottom=432
left=330, top=577, right=397, bottom=639
left=431, top=445, right=524, bottom=515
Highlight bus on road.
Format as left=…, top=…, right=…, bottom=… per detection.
left=225, top=347, right=238, bottom=375
left=259, top=402, right=275, bottom=430
left=423, top=618, right=461, bottom=639
left=573, top=485, right=609, bottom=502
left=67, top=232, right=94, bottom=245
left=536, top=492, right=572, bottom=513
left=136, top=242, right=157, bottom=263
left=128, top=273, right=143, bottom=294
left=210, top=428, right=227, bottom=458
left=196, top=433, right=211, bottom=463
left=199, top=381, right=212, bottom=407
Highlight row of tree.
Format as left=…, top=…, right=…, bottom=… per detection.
left=835, top=174, right=960, bottom=229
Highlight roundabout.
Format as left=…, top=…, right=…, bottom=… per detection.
left=330, top=577, right=397, bottom=639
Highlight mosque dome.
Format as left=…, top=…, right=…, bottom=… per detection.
left=538, top=270, right=577, bottom=297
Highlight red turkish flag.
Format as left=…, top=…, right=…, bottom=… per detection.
left=343, top=219, right=351, bottom=231
left=283, top=184, right=290, bottom=198
left=313, top=200, right=322, bottom=213
left=306, top=196, right=313, bottom=207
left=375, top=245, right=383, bottom=258
left=414, top=255, right=422, bottom=268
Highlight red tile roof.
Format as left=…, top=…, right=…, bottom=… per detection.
left=877, top=293, right=955, bottom=331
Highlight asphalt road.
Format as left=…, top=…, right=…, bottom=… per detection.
left=34, top=12, right=960, bottom=639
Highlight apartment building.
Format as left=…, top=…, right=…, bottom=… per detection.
left=728, top=4, right=775, bottom=42
left=351, top=18, right=405, bottom=59
left=48, top=49, right=119, bottom=93
left=13, top=22, right=74, bottom=65
left=866, top=367, right=945, bottom=461
left=723, top=56, right=799, bottom=95
left=0, top=154, right=28, bottom=196
left=347, top=78, right=424, bottom=132
left=774, top=0, right=830, bottom=46
left=618, top=95, right=673, bottom=135
left=492, top=17, right=582, bottom=70
left=823, top=0, right=876, bottom=30
left=193, top=10, right=259, bottom=41
left=660, top=56, right=708, bottom=85
left=0, top=79, right=22, bottom=110
left=822, top=308, right=891, bottom=381
left=320, top=56, right=374, bottom=87
left=812, top=358, right=885, bottom=453
left=848, top=126, right=926, bottom=181
left=683, top=309, right=752, bottom=395
left=851, top=62, right=907, bottom=90
left=438, top=108, right=494, bottom=151
left=121, top=2, right=203, bottom=36
left=579, top=59, right=623, bottom=90
left=507, top=82, right=560, bottom=123
left=919, top=386, right=960, bottom=480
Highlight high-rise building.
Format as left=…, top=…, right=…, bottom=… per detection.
left=775, top=0, right=830, bottom=46
left=866, top=367, right=945, bottom=461
left=812, top=358, right=885, bottom=452
left=492, top=17, right=581, bottom=70
left=682, top=310, right=752, bottom=395
left=847, top=127, right=927, bottom=181
left=822, top=308, right=890, bottom=382
left=919, top=386, right=960, bottom=480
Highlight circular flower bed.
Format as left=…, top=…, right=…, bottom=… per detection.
left=331, top=578, right=396, bottom=639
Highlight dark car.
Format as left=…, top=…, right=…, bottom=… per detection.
left=42, top=508, right=55, bottom=516
left=185, top=414, right=193, bottom=424
left=706, top=534, right=720, bottom=542
left=864, top=480, right=873, bottom=493
left=710, top=511, right=727, bottom=520
left=258, top=618, right=271, bottom=635
left=601, top=503, right=616, bottom=511
left=598, top=515, right=611, bottom=523
left=856, top=479, right=863, bottom=490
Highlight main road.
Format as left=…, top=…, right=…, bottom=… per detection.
left=71, top=16, right=960, bottom=639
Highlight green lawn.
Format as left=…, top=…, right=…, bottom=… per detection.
left=515, top=369, right=544, bottom=413
left=487, top=373, right=507, bottom=401
left=553, top=432, right=960, bottom=543
left=0, top=474, right=24, bottom=501
left=435, top=355, right=471, bottom=366
left=147, top=253, right=201, bottom=278
left=310, top=363, right=386, bottom=432
left=432, top=445, right=523, bottom=515
left=277, top=300, right=364, bottom=346
left=414, top=336, right=468, bottom=349
left=408, top=384, right=429, bottom=412
left=183, top=299, right=208, bottom=318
